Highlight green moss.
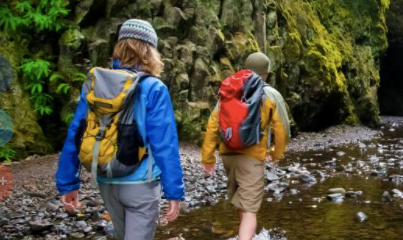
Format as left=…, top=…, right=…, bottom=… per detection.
left=0, top=33, right=52, bottom=157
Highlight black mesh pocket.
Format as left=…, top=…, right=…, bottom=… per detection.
left=117, top=122, right=144, bottom=166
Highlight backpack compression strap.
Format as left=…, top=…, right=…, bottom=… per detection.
left=91, top=114, right=113, bottom=188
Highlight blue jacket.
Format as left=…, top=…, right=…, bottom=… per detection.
left=55, top=66, right=185, bottom=201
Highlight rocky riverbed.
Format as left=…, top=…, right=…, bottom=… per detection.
left=1, top=119, right=402, bottom=239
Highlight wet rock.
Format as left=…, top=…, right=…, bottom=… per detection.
left=336, top=151, right=346, bottom=157
left=104, top=222, right=115, bottom=237
left=0, top=217, right=9, bottom=227
left=392, top=189, right=403, bottom=198
left=54, top=224, right=71, bottom=235
left=206, top=186, right=216, bottom=194
left=389, top=175, right=403, bottom=183
left=75, top=220, right=87, bottom=229
left=356, top=212, right=368, bottom=222
left=24, top=191, right=48, bottom=199
left=266, top=171, right=280, bottom=181
left=327, top=193, right=344, bottom=203
left=29, top=220, right=53, bottom=233
left=287, top=166, right=299, bottom=173
left=45, top=203, right=59, bottom=212
left=70, top=232, right=85, bottom=238
left=369, top=156, right=380, bottom=164
left=383, top=191, right=392, bottom=202
left=299, top=174, right=317, bottom=184
left=315, top=170, right=327, bottom=178
left=336, top=165, right=347, bottom=172
left=370, top=170, right=386, bottom=177
left=83, top=226, right=93, bottom=233
left=346, top=191, right=363, bottom=198
left=87, top=199, right=102, bottom=207
left=328, top=188, right=346, bottom=195
left=290, top=189, right=299, bottom=195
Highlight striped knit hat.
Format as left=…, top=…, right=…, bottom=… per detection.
left=118, top=19, right=158, bottom=48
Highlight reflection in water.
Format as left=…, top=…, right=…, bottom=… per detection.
left=156, top=128, right=403, bottom=240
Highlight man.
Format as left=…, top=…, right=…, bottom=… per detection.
left=201, top=52, right=290, bottom=240
left=56, top=19, right=184, bottom=240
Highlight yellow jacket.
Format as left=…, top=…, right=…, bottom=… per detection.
left=201, top=85, right=291, bottom=164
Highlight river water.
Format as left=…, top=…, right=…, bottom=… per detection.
left=155, top=126, right=403, bottom=240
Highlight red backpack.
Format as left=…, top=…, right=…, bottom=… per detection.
left=219, top=70, right=264, bottom=150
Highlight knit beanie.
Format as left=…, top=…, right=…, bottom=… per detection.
left=118, top=19, right=158, bottom=48
left=245, top=52, right=271, bottom=75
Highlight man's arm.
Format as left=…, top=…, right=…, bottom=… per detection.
left=201, top=102, right=221, bottom=165
left=145, top=81, right=184, bottom=201
left=264, top=87, right=291, bottom=160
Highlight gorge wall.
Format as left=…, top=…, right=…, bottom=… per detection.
left=0, top=0, right=391, bottom=158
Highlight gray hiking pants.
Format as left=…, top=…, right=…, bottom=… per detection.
left=99, top=181, right=161, bottom=240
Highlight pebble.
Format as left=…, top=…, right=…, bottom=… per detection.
left=392, top=189, right=403, bottom=198
left=45, top=203, right=59, bottom=212
left=266, top=171, right=280, bottom=181
left=70, top=232, right=85, bottom=238
left=299, top=174, right=317, bottom=184
left=382, top=191, right=392, bottom=202
left=328, top=188, right=346, bottom=194
left=327, top=193, right=344, bottom=203
left=357, top=212, right=368, bottom=222
left=336, top=151, right=346, bottom=157
left=29, top=220, right=53, bottom=233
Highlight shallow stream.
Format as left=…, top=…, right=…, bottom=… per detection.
left=155, top=126, right=403, bottom=240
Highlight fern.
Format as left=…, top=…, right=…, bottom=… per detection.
left=72, top=72, right=87, bottom=83
left=50, top=72, right=65, bottom=82
left=0, top=146, right=17, bottom=162
left=57, top=83, right=70, bottom=94
left=31, top=93, right=54, bottom=116
left=14, top=1, right=33, bottom=13
left=62, top=112, right=74, bottom=124
left=21, top=59, right=51, bottom=80
left=0, top=6, right=21, bottom=30
left=0, top=0, right=69, bottom=32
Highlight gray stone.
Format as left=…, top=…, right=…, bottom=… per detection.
left=382, top=191, right=392, bottom=202
left=75, top=220, right=87, bottom=229
left=357, top=212, right=368, bottom=222
left=45, top=203, right=59, bottom=212
left=70, top=232, right=85, bottom=238
left=392, top=189, right=403, bottom=198
left=266, top=171, right=280, bottom=181
left=299, top=174, right=317, bottom=184
left=327, top=193, right=344, bottom=203
left=29, top=220, right=53, bottom=233
left=328, top=188, right=346, bottom=195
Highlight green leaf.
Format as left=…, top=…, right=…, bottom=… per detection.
left=73, top=72, right=87, bottom=82
left=57, top=83, right=70, bottom=94
left=50, top=72, right=65, bottom=82
left=14, top=1, right=33, bottom=13
left=62, top=112, right=74, bottom=124
left=0, top=146, right=17, bottom=162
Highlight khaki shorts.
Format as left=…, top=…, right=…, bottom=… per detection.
left=222, top=155, right=265, bottom=213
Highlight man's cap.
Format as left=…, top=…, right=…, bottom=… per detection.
left=118, top=19, right=158, bottom=48
left=245, top=52, right=271, bottom=75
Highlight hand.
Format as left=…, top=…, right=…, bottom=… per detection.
left=202, top=163, right=216, bottom=176
left=61, top=190, right=80, bottom=212
left=165, top=200, right=180, bottom=222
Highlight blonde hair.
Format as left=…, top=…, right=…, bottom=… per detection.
left=113, top=38, right=164, bottom=77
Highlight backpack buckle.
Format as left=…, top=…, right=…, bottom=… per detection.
left=96, top=129, right=105, bottom=141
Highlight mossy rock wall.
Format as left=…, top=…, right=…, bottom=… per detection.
left=0, top=0, right=390, bottom=152
left=379, top=0, right=403, bottom=115
left=0, top=33, right=52, bottom=157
